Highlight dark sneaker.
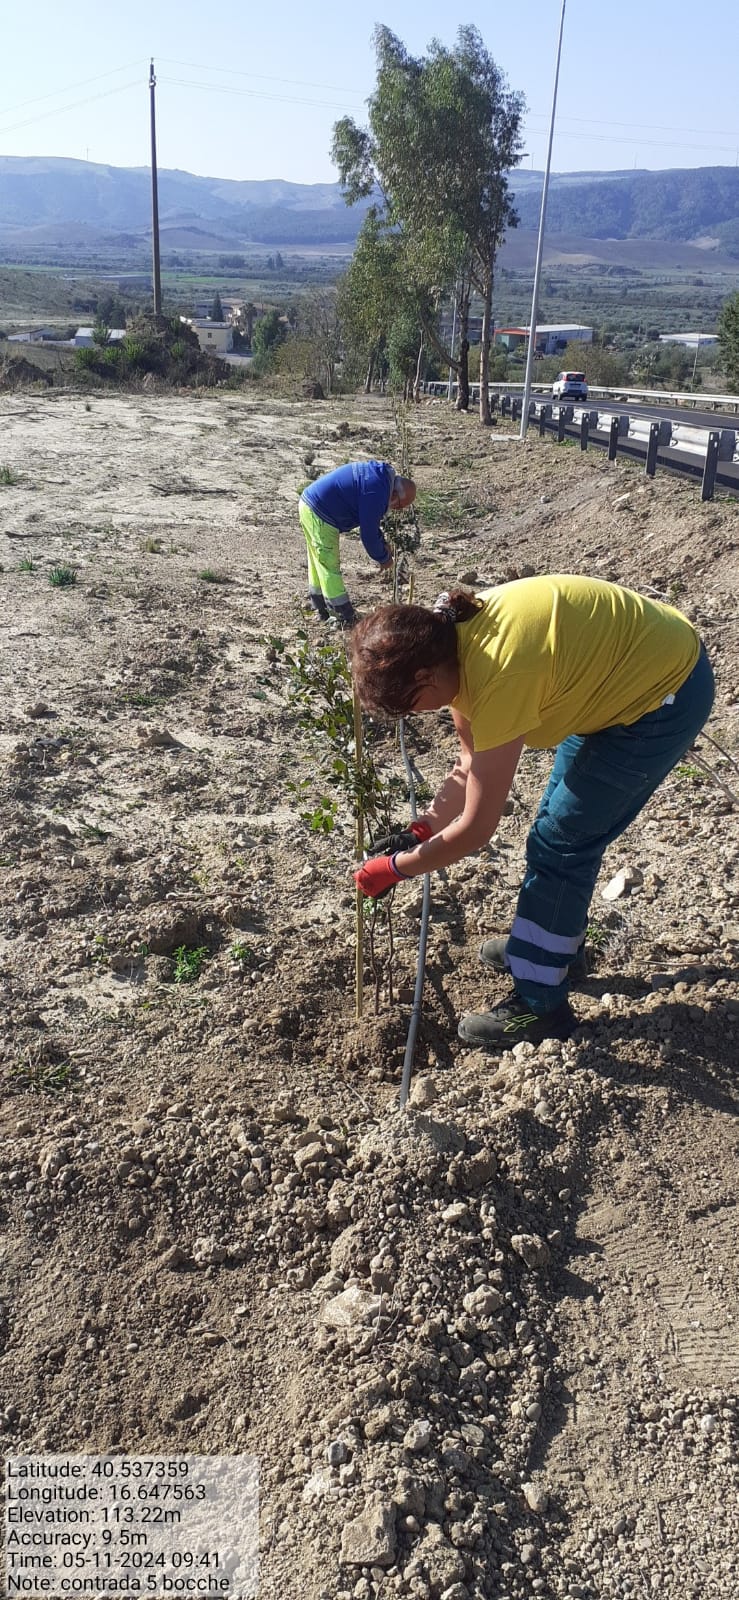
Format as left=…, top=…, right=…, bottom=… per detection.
left=479, top=936, right=588, bottom=984
left=458, top=990, right=576, bottom=1051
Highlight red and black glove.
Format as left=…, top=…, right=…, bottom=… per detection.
left=366, top=819, right=433, bottom=857
left=355, top=821, right=432, bottom=899
left=354, top=854, right=406, bottom=898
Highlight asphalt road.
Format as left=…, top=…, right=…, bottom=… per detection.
left=534, top=393, right=739, bottom=431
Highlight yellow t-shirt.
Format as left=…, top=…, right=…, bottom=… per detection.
left=451, top=575, right=700, bottom=751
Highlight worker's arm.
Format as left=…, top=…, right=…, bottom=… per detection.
left=394, top=727, right=524, bottom=878
left=414, top=710, right=475, bottom=835
left=358, top=475, right=392, bottom=565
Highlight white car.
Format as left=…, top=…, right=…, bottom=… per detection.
left=552, top=370, right=588, bottom=401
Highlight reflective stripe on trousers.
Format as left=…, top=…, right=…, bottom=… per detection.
left=507, top=646, right=715, bottom=1013
left=299, top=499, right=350, bottom=606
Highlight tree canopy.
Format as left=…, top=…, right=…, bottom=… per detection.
left=332, top=25, right=525, bottom=418
left=717, top=291, right=739, bottom=392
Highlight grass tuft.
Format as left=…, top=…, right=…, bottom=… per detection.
left=173, top=944, right=209, bottom=984
left=198, top=568, right=230, bottom=584
left=11, top=1058, right=77, bottom=1094
left=49, top=565, right=78, bottom=588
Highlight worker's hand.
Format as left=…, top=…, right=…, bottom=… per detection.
left=354, top=854, right=406, bottom=898
left=379, top=554, right=393, bottom=570
left=367, top=819, right=433, bottom=857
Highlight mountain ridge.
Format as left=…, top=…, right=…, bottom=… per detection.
left=0, top=156, right=737, bottom=254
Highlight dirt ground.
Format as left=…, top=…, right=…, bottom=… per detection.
left=0, top=385, right=737, bottom=1600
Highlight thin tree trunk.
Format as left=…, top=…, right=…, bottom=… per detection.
left=455, top=280, right=471, bottom=411
left=479, top=268, right=493, bottom=425
left=364, top=350, right=375, bottom=394
left=412, top=337, right=425, bottom=402
left=456, top=340, right=470, bottom=411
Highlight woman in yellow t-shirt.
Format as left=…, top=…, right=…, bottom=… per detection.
left=351, top=576, right=714, bottom=1050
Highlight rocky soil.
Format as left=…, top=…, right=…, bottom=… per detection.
left=0, top=386, right=737, bottom=1599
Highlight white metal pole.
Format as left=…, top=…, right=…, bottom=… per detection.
left=519, top=0, right=567, bottom=440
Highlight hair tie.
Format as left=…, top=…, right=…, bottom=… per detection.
left=433, top=591, right=456, bottom=621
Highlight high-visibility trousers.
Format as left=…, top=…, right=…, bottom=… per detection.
left=298, top=499, right=350, bottom=609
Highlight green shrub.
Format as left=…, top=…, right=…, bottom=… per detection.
left=49, top=565, right=78, bottom=587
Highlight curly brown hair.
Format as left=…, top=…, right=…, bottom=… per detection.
left=349, top=591, right=482, bottom=717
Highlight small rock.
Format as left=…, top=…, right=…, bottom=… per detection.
left=302, top=1468, right=334, bottom=1503
left=510, top=1232, right=550, bottom=1270
left=403, top=1419, right=433, bottom=1454
left=137, top=725, right=179, bottom=748
left=340, top=1496, right=396, bottom=1568
left=462, top=1286, right=503, bottom=1318
left=25, top=702, right=51, bottom=719
left=327, top=1439, right=350, bottom=1466
left=364, top=1405, right=393, bottom=1442
left=159, top=1244, right=193, bottom=1271
left=406, top=1525, right=466, bottom=1590
left=601, top=865, right=643, bottom=901
left=465, top=1149, right=497, bottom=1188
left=522, top=1481, right=549, bottom=1514
left=39, top=1144, right=71, bottom=1180
left=613, top=493, right=632, bottom=511
left=321, top=1286, right=381, bottom=1330
left=409, top=1074, right=437, bottom=1111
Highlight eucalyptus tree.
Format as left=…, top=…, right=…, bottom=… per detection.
left=332, top=25, right=525, bottom=422
left=718, top=291, right=739, bottom=392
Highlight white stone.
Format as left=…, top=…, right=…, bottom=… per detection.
left=601, top=865, right=643, bottom=901
left=320, top=1286, right=381, bottom=1330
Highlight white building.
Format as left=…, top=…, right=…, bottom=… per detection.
left=8, top=328, right=55, bottom=344
left=658, top=332, right=718, bottom=349
left=74, top=327, right=126, bottom=347
left=181, top=318, right=234, bottom=356
left=496, top=324, right=593, bottom=356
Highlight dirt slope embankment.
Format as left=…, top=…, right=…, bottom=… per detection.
left=0, top=388, right=737, bottom=1599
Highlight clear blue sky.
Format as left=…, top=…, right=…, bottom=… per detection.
left=2, top=0, right=737, bottom=184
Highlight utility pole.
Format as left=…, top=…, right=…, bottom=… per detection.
left=149, top=59, right=162, bottom=318
left=519, top=0, right=567, bottom=441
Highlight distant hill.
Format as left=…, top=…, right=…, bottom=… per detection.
left=511, top=166, right=739, bottom=252
left=0, top=157, right=373, bottom=247
left=0, top=156, right=737, bottom=255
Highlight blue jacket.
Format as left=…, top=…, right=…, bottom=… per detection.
left=301, top=460, right=394, bottom=564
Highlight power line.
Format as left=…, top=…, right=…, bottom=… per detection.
left=158, top=74, right=363, bottom=117
left=158, top=56, right=738, bottom=144
left=527, top=110, right=739, bottom=140
left=159, top=56, right=368, bottom=99
left=0, top=59, right=146, bottom=119
left=0, top=79, right=141, bottom=140
left=523, top=122, right=739, bottom=156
